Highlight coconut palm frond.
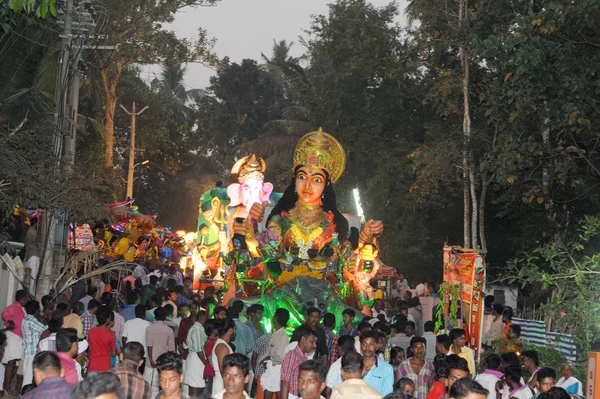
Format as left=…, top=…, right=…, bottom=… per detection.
left=237, top=134, right=301, bottom=159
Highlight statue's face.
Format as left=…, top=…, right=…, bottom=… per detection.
left=295, top=166, right=326, bottom=206
left=242, top=179, right=264, bottom=210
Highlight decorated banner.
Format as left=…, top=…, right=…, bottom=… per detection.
left=443, top=245, right=486, bottom=360
left=68, top=224, right=96, bottom=251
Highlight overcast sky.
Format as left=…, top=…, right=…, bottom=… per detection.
left=139, top=0, right=409, bottom=90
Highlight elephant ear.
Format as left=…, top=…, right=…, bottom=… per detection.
left=227, top=183, right=243, bottom=207
left=261, top=182, right=274, bottom=203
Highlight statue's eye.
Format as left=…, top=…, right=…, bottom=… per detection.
left=297, top=174, right=306, bottom=180
left=314, top=177, right=323, bottom=183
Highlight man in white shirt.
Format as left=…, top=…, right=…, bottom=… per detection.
left=326, top=336, right=356, bottom=394
left=370, top=299, right=389, bottom=322
left=422, top=321, right=437, bottom=362
left=475, top=353, right=503, bottom=399
left=261, top=309, right=290, bottom=399
left=122, top=305, right=151, bottom=354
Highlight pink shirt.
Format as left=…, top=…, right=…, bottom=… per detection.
left=145, top=321, right=175, bottom=362
left=2, top=302, right=25, bottom=337
left=56, top=352, right=78, bottom=384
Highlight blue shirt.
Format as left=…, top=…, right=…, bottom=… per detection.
left=120, top=304, right=136, bottom=322
left=338, top=325, right=358, bottom=337
left=363, top=357, right=394, bottom=396
left=232, top=318, right=255, bottom=356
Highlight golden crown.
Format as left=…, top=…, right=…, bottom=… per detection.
left=293, top=128, right=346, bottom=184
left=230, top=154, right=266, bottom=182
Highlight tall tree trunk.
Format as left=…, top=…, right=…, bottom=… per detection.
left=100, top=62, right=123, bottom=167
left=459, top=0, right=475, bottom=249
left=479, top=176, right=491, bottom=251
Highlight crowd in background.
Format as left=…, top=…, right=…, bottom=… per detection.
left=0, top=266, right=584, bottom=399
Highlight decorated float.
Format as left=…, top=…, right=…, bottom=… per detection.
left=192, top=129, right=387, bottom=325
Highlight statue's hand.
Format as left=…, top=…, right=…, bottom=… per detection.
left=248, top=201, right=267, bottom=222
left=362, top=219, right=384, bottom=240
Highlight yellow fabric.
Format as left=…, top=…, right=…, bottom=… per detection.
left=449, top=346, right=476, bottom=376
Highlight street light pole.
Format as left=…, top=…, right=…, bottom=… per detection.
left=120, top=102, right=149, bottom=200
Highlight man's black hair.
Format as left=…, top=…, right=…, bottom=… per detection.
left=537, top=367, right=556, bottom=381
left=436, top=334, right=452, bottom=350
left=306, top=306, right=321, bottom=316
left=501, top=352, right=520, bottom=367
left=72, top=302, right=85, bottom=316
left=357, top=321, right=372, bottom=333
left=163, top=304, right=174, bottom=318
left=213, top=305, right=227, bottom=317
left=135, top=304, right=146, bottom=319
left=502, top=308, right=513, bottom=320
left=126, top=291, right=138, bottom=305
left=405, top=321, right=416, bottom=330
left=149, top=275, right=159, bottom=285
left=156, top=351, right=183, bottom=375
left=447, top=354, right=470, bottom=373
left=394, top=378, right=415, bottom=392
left=174, top=285, right=184, bottom=294
left=87, top=285, right=98, bottom=297
left=71, top=372, right=125, bottom=399
left=149, top=294, right=161, bottom=306
left=424, top=321, right=435, bottom=332
left=204, top=319, right=218, bottom=337
left=32, top=351, right=61, bottom=374
left=504, top=365, right=522, bottom=382
left=410, top=336, right=427, bottom=348
left=338, top=335, right=356, bottom=354
left=25, top=300, right=40, bottom=315
left=88, top=299, right=101, bottom=311
left=48, top=317, right=63, bottom=333
left=359, top=330, right=378, bottom=343
left=299, top=359, right=327, bottom=382
left=15, top=289, right=29, bottom=302
left=449, top=328, right=466, bottom=341
left=323, top=313, right=336, bottom=329
left=247, top=304, right=264, bottom=316
left=217, top=318, right=236, bottom=338
left=448, top=378, right=489, bottom=399
left=537, top=387, right=573, bottom=399
left=295, top=325, right=317, bottom=342
left=123, top=341, right=145, bottom=363
left=522, top=350, right=540, bottom=366
left=96, top=305, right=113, bottom=325
left=484, top=353, right=501, bottom=370
left=56, top=328, right=78, bottom=353
left=222, top=353, right=250, bottom=376
left=341, top=351, right=363, bottom=374
left=154, top=306, right=167, bottom=321
left=342, top=308, right=355, bottom=318
left=493, top=303, right=504, bottom=314
left=274, top=308, right=290, bottom=327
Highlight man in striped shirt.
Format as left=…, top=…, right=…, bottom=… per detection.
left=22, top=301, right=46, bottom=388
left=110, top=342, right=151, bottom=399
left=281, top=327, right=317, bottom=399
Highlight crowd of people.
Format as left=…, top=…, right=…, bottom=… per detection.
left=0, top=268, right=584, bottom=399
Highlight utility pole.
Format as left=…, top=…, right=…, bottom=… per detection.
left=120, top=102, right=149, bottom=200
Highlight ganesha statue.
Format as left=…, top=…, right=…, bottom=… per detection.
left=227, top=154, right=273, bottom=219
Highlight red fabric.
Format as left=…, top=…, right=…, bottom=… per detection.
left=2, top=302, right=25, bottom=337
left=88, top=327, right=116, bottom=372
left=204, top=337, right=216, bottom=377
left=177, top=317, right=194, bottom=360
left=426, top=381, right=446, bottom=399
left=56, top=352, right=78, bottom=384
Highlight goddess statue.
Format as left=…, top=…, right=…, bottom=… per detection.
left=235, top=129, right=383, bottom=284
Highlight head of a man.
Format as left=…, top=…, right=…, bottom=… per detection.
left=32, top=351, right=63, bottom=386
left=120, top=341, right=145, bottom=367
left=449, top=329, right=467, bottom=349
left=492, top=304, right=504, bottom=319
left=16, top=289, right=30, bottom=306
left=298, top=360, right=327, bottom=399
left=25, top=300, right=41, bottom=317
left=521, top=350, right=540, bottom=372
left=360, top=331, right=378, bottom=359
left=217, top=318, right=237, bottom=342
left=71, top=371, right=124, bottom=399
left=222, top=353, right=251, bottom=396
left=340, top=351, right=364, bottom=381
left=448, top=378, right=488, bottom=399
left=306, top=307, right=321, bottom=330
left=337, top=335, right=355, bottom=359
left=484, top=353, right=501, bottom=371
left=274, top=308, right=290, bottom=330
left=537, top=368, right=556, bottom=394
left=395, top=378, right=416, bottom=397
left=373, top=299, right=384, bottom=312
left=502, top=308, right=512, bottom=324
left=56, top=328, right=79, bottom=357
left=297, top=326, right=318, bottom=355
left=134, top=304, right=146, bottom=320
left=410, top=336, right=427, bottom=360
left=357, top=321, right=371, bottom=337
left=213, top=305, right=227, bottom=320
left=166, top=289, right=177, bottom=303
left=446, top=354, right=470, bottom=391
left=247, top=304, right=264, bottom=324
left=342, top=309, right=355, bottom=326
left=436, top=334, right=451, bottom=354
left=156, top=351, right=184, bottom=397
left=405, top=321, right=416, bottom=337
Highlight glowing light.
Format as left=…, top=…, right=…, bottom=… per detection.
left=353, top=188, right=365, bottom=223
